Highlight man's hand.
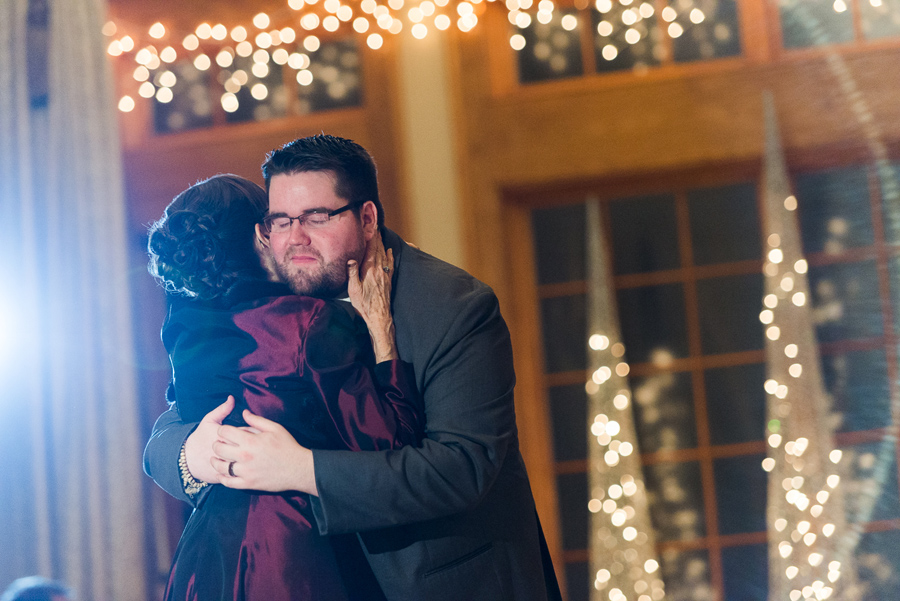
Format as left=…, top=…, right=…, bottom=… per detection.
left=182, top=396, right=234, bottom=485
left=348, top=232, right=396, bottom=362
left=212, top=409, right=318, bottom=496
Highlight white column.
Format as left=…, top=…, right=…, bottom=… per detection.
left=395, top=30, right=464, bottom=267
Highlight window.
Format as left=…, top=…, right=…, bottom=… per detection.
left=779, top=0, right=900, bottom=48
left=528, top=161, right=900, bottom=600
left=508, top=0, right=900, bottom=84
left=514, top=0, right=742, bottom=82
left=151, top=37, right=363, bottom=135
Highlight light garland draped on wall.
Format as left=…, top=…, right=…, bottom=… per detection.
left=0, top=0, right=148, bottom=599
left=759, top=93, right=858, bottom=601
left=586, top=199, right=665, bottom=601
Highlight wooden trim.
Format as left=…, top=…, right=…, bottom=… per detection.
left=485, top=3, right=519, bottom=97
left=851, top=0, right=865, bottom=43
left=502, top=202, right=567, bottom=591
left=562, top=548, right=590, bottom=563
left=491, top=53, right=752, bottom=101
left=675, top=189, right=725, bottom=596
left=738, top=0, right=774, bottom=63
left=365, top=35, right=410, bottom=238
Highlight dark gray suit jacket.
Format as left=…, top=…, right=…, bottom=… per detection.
left=144, top=228, right=561, bottom=601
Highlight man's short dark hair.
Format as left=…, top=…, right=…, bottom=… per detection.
left=1, top=576, right=73, bottom=601
left=262, top=134, right=384, bottom=228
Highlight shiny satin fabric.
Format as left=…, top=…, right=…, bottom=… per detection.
left=161, top=281, right=422, bottom=601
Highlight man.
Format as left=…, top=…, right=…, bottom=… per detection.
left=144, top=135, right=561, bottom=601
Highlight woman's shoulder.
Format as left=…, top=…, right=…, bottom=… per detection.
left=256, top=296, right=357, bottom=326
left=232, top=293, right=358, bottom=329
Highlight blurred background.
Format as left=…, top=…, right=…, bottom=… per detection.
left=2, top=0, right=900, bottom=599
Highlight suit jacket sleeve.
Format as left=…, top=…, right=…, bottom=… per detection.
left=310, top=286, right=516, bottom=534
left=142, top=404, right=210, bottom=507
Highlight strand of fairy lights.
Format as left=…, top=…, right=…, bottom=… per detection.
left=764, top=1, right=900, bottom=598
left=107, top=0, right=509, bottom=113
left=783, top=0, right=900, bottom=552
left=107, top=0, right=719, bottom=112
left=759, top=193, right=849, bottom=601
left=586, top=334, right=665, bottom=601
left=584, top=199, right=664, bottom=601
left=508, top=0, right=709, bottom=56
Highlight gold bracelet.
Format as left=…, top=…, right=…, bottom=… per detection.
left=179, top=443, right=208, bottom=496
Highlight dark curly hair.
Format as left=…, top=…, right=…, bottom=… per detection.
left=147, top=174, right=268, bottom=299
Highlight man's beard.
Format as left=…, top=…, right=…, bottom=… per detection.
left=273, top=242, right=363, bottom=298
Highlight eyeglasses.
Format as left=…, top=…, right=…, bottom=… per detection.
left=260, top=201, right=363, bottom=235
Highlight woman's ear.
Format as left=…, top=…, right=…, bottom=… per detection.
left=361, top=201, right=378, bottom=241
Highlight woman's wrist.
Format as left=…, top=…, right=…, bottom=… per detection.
left=370, top=321, right=398, bottom=362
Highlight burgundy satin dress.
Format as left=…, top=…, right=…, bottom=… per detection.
left=161, top=281, right=423, bottom=601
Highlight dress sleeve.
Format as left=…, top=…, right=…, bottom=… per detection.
left=304, top=302, right=424, bottom=451
left=372, top=360, right=424, bottom=446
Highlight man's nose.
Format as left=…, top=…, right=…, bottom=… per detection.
left=287, top=220, right=311, bottom=245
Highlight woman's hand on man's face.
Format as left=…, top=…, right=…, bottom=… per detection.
left=347, top=233, right=397, bottom=362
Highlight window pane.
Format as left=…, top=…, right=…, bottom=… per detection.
left=705, top=363, right=766, bottom=445
left=298, top=38, right=363, bottom=113
left=881, top=162, right=900, bottom=244
left=549, top=384, right=589, bottom=462
left=617, top=284, right=690, bottom=363
left=558, top=472, right=589, bottom=550
left=660, top=548, right=713, bottom=601
left=224, top=57, right=286, bottom=124
left=696, top=273, right=765, bottom=355
left=779, top=0, right=854, bottom=48
left=644, top=461, right=706, bottom=541
left=609, top=195, right=680, bottom=275
left=532, top=203, right=587, bottom=285
left=591, top=3, right=662, bottom=72
left=714, top=454, right=767, bottom=535
left=891, top=256, right=900, bottom=333
left=822, top=349, right=892, bottom=432
left=795, top=166, right=873, bottom=255
left=843, top=441, right=900, bottom=523
left=516, top=12, right=585, bottom=84
left=860, top=0, right=900, bottom=40
left=540, top=294, right=587, bottom=373
left=721, top=544, right=768, bottom=601
left=689, top=182, right=760, bottom=265
left=565, top=560, right=590, bottom=601
left=668, top=0, right=742, bottom=63
left=855, top=529, right=900, bottom=600
left=153, top=59, right=214, bottom=134
left=631, top=371, right=698, bottom=453
left=809, top=260, right=883, bottom=342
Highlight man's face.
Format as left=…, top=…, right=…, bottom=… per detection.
left=260, top=171, right=377, bottom=297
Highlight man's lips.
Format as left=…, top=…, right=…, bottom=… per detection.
left=290, top=255, right=319, bottom=264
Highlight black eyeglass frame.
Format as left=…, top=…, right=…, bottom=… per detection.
left=259, top=201, right=365, bottom=235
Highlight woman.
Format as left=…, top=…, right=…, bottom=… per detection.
left=147, top=174, right=422, bottom=601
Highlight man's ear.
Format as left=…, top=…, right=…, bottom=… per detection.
left=360, top=201, right=378, bottom=241
left=254, top=224, right=279, bottom=282
left=255, top=223, right=270, bottom=248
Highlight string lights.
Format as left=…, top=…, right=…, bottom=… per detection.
left=759, top=93, right=857, bottom=601
left=105, top=0, right=506, bottom=113
left=586, top=200, right=664, bottom=601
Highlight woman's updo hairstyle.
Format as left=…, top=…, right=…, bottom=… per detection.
left=148, top=174, right=268, bottom=299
